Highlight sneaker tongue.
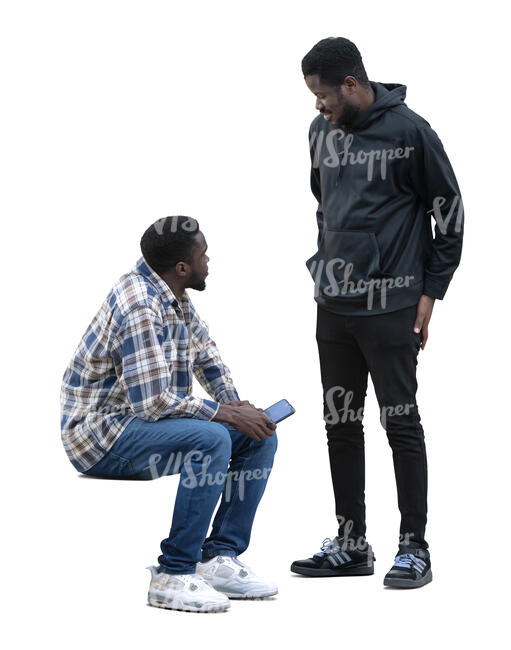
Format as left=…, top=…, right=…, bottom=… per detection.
left=334, top=536, right=354, bottom=550
left=397, top=543, right=428, bottom=558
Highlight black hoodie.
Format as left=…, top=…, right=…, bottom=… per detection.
left=305, top=81, right=464, bottom=315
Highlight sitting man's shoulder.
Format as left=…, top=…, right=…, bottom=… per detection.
left=111, top=270, right=163, bottom=319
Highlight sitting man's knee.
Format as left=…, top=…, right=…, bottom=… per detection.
left=197, top=421, right=232, bottom=455
left=264, top=431, right=278, bottom=454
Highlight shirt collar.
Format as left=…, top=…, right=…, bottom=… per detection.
left=132, top=256, right=191, bottom=312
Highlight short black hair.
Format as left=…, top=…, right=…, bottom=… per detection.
left=301, top=37, right=369, bottom=87
left=140, top=216, right=200, bottom=274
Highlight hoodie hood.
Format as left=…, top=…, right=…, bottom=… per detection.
left=348, top=81, right=407, bottom=131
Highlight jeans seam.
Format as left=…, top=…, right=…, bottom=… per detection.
left=161, top=443, right=230, bottom=571
left=205, top=444, right=255, bottom=553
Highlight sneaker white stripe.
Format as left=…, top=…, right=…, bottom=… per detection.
left=328, top=554, right=339, bottom=567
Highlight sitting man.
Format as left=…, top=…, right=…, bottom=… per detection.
left=60, top=216, right=278, bottom=613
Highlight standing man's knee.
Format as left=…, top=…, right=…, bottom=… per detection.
left=383, top=409, right=425, bottom=452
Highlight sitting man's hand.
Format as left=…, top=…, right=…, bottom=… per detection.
left=214, top=403, right=275, bottom=441
left=223, top=399, right=266, bottom=414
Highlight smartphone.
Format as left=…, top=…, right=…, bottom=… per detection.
left=264, top=399, right=296, bottom=426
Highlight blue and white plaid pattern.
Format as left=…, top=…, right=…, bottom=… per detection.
left=61, top=256, right=239, bottom=472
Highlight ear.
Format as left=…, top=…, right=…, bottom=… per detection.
left=175, top=261, right=189, bottom=277
left=343, top=75, right=358, bottom=92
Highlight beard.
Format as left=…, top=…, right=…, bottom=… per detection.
left=332, top=88, right=361, bottom=128
left=188, top=268, right=206, bottom=291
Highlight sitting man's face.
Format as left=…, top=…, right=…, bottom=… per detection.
left=187, top=231, right=209, bottom=291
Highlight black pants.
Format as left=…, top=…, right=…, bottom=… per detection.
left=316, top=303, right=428, bottom=548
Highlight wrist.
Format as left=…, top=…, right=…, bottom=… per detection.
left=213, top=404, right=237, bottom=425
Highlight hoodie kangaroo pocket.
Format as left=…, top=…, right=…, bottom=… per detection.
left=306, top=229, right=383, bottom=298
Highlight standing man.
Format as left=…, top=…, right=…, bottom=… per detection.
left=61, top=216, right=278, bottom=612
left=290, top=38, right=463, bottom=588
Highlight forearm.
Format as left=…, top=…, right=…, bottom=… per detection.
left=215, top=385, right=240, bottom=403
left=417, top=126, right=464, bottom=300
left=132, top=389, right=219, bottom=422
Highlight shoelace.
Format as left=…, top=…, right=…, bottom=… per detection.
left=320, top=537, right=335, bottom=552
left=315, top=537, right=340, bottom=557
left=184, top=574, right=212, bottom=591
left=157, top=571, right=209, bottom=591
left=393, top=553, right=425, bottom=570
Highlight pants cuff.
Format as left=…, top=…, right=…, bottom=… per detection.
left=157, top=564, right=196, bottom=576
left=201, top=549, right=237, bottom=561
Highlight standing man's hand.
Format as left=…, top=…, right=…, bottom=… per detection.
left=414, top=294, right=435, bottom=350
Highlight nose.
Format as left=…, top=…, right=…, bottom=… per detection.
left=315, top=98, right=324, bottom=112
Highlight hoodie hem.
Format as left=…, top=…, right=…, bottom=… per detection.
left=314, top=281, right=424, bottom=317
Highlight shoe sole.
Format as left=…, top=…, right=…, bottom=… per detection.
left=290, top=562, right=374, bottom=577
left=148, top=595, right=230, bottom=613
left=221, top=588, right=278, bottom=599
left=383, top=569, right=433, bottom=589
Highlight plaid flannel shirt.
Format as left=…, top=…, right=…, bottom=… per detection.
left=61, top=256, right=239, bottom=472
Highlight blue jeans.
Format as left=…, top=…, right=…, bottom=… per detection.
left=83, top=417, right=278, bottom=574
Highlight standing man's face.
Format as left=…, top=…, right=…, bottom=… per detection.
left=305, top=74, right=360, bottom=127
left=187, top=231, right=210, bottom=291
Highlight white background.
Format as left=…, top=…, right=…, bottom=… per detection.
left=2, top=0, right=509, bottom=647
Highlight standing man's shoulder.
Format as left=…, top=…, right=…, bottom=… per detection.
left=390, top=102, right=444, bottom=145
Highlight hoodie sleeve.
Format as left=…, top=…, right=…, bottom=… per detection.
left=309, top=124, right=324, bottom=247
left=412, top=125, right=464, bottom=300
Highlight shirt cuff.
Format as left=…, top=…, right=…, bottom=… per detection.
left=196, top=398, right=220, bottom=421
left=423, top=275, right=448, bottom=300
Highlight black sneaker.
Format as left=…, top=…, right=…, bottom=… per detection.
left=290, top=536, right=375, bottom=577
left=383, top=543, right=433, bottom=588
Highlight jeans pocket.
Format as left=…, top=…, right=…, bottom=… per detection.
left=110, top=451, right=135, bottom=477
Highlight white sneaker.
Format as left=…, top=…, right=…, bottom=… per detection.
left=196, top=555, right=278, bottom=599
left=146, top=566, right=230, bottom=613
